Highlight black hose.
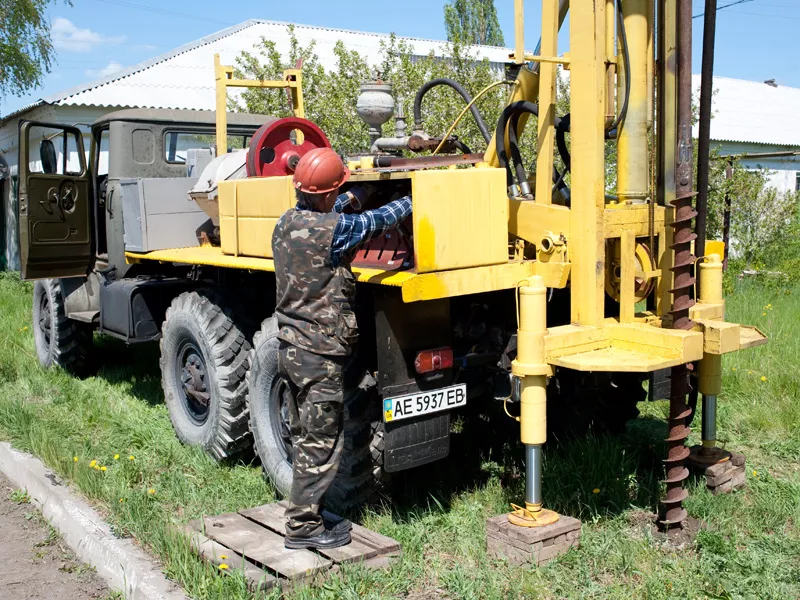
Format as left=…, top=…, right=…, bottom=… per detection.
left=413, top=78, right=492, bottom=144
left=508, top=112, right=529, bottom=193
left=607, top=0, right=631, bottom=135
left=453, top=139, right=473, bottom=154
left=556, top=113, right=571, bottom=172
left=495, top=101, right=539, bottom=188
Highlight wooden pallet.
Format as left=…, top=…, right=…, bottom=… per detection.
left=181, top=501, right=401, bottom=591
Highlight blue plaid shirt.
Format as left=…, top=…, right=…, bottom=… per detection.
left=328, top=192, right=413, bottom=267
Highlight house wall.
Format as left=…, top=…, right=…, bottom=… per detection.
left=0, top=104, right=115, bottom=271
left=714, top=141, right=800, bottom=194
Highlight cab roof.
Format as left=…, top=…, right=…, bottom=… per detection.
left=92, top=108, right=273, bottom=129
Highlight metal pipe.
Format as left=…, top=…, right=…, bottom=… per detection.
left=617, top=0, right=649, bottom=203
left=701, top=395, right=717, bottom=444
left=723, top=160, right=733, bottom=270
left=526, top=445, right=543, bottom=506
left=695, top=0, right=718, bottom=283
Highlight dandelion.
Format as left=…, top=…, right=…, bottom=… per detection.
left=114, top=454, right=120, bottom=461
left=752, top=470, right=758, bottom=477
left=128, top=455, right=135, bottom=461
left=20, top=326, right=28, bottom=332
left=592, top=488, right=600, bottom=494
left=73, top=456, right=79, bottom=463
left=219, top=555, right=228, bottom=560
left=100, top=466, right=107, bottom=472
left=762, top=312, right=766, bottom=316
left=760, top=376, right=767, bottom=382
left=89, top=460, right=97, bottom=468
left=147, top=488, right=156, bottom=495
left=119, top=498, right=125, bottom=503
left=93, top=465, right=101, bottom=471
left=218, top=564, right=229, bottom=571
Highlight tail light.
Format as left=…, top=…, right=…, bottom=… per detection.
left=414, top=347, right=454, bottom=374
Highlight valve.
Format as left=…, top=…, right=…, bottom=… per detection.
left=246, top=117, right=331, bottom=178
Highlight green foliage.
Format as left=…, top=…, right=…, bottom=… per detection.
left=444, top=0, right=505, bottom=47
left=232, top=27, right=512, bottom=158
left=0, top=0, right=69, bottom=100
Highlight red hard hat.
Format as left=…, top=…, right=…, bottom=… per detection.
left=292, top=147, right=350, bottom=194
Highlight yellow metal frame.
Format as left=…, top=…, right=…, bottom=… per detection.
left=213, top=53, right=305, bottom=157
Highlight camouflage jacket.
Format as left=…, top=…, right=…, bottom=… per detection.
left=272, top=208, right=357, bottom=356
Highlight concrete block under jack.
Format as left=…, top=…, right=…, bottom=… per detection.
left=486, top=514, right=581, bottom=566
left=687, top=448, right=746, bottom=496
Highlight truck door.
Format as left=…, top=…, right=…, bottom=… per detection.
left=17, top=121, right=92, bottom=280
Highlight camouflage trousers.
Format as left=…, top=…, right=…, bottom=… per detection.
left=279, top=342, right=346, bottom=538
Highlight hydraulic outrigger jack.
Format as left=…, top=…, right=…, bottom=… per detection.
left=486, top=277, right=581, bottom=565
left=687, top=254, right=747, bottom=493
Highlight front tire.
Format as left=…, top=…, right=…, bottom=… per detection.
left=160, top=291, right=252, bottom=461
left=32, top=279, right=94, bottom=377
left=247, top=316, right=385, bottom=512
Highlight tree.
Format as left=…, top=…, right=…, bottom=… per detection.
left=0, top=0, right=68, bottom=101
left=444, top=0, right=505, bottom=47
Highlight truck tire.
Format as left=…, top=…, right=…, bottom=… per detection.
left=32, top=279, right=94, bottom=377
left=160, top=291, right=252, bottom=461
left=247, top=316, right=385, bottom=512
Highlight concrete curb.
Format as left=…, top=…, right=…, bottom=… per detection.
left=0, top=442, right=188, bottom=600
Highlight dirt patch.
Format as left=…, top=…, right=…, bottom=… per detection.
left=0, top=471, right=112, bottom=599
left=627, top=510, right=705, bottom=549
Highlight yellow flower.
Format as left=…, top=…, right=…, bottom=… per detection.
left=592, top=488, right=600, bottom=494
left=732, top=367, right=737, bottom=371
left=748, top=371, right=753, bottom=375
left=73, top=456, right=79, bottom=463
left=219, top=555, right=228, bottom=560
left=128, top=455, right=135, bottom=461
left=93, top=465, right=101, bottom=471
left=100, top=466, right=107, bottom=472
left=20, top=326, right=28, bottom=332
left=119, top=498, right=125, bottom=503
left=89, top=460, right=97, bottom=468
left=752, top=470, right=758, bottom=477
left=762, top=312, right=766, bottom=316
left=147, top=488, right=156, bottom=495
left=114, top=454, right=120, bottom=460
left=218, top=564, right=229, bottom=571
left=760, top=376, right=767, bottom=382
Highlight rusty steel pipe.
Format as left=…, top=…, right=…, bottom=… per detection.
left=661, top=0, right=696, bottom=532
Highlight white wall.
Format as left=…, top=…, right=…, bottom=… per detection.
left=715, top=140, right=800, bottom=194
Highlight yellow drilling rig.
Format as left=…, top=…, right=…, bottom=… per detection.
left=19, top=0, right=766, bottom=557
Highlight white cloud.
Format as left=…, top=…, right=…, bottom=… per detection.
left=51, top=17, right=126, bottom=53
left=85, top=61, right=125, bottom=79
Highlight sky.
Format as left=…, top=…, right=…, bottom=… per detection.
left=2, top=0, right=799, bottom=117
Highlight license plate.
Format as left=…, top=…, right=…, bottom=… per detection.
left=383, top=383, right=467, bottom=423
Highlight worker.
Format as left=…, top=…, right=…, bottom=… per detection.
left=272, top=147, right=412, bottom=550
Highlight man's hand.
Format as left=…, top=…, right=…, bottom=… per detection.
left=348, top=185, right=372, bottom=210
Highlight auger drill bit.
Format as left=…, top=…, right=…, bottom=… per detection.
left=661, top=189, right=697, bottom=530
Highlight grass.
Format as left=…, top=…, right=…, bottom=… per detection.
left=0, top=270, right=798, bottom=599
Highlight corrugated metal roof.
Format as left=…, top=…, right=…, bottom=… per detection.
left=35, top=20, right=517, bottom=114
left=692, top=74, right=800, bottom=147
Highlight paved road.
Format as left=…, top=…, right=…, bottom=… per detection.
left=0, top=472, right=111, bottom=600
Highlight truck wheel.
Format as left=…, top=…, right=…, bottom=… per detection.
left=32, top=279, right=94, bottom=377
left=247, top=316, right=385, bottom=512
left=160, top=291, right=252, bottom=461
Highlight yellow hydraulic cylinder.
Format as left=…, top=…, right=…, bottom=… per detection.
left=616, top=0, right=650, bottom=203
left=508, top=277, right=558, bottom=527
left=698, top=253, right=724, bottom=449
left=513, top=281, right=548, bottom=446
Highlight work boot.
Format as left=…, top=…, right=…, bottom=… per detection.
left=284, top=528, right=352, bottom=550
left=322, top=509, right=352, bottom=534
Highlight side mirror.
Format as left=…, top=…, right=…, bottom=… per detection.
left=40, top=139, right=57, bottom=174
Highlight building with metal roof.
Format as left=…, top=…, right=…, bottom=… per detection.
left=2, top=18, right=799, bottom=270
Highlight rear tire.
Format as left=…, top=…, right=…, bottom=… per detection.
left=32, top=279, right=94, bottom=377
left=247, top=316, right=385, bottom=512
left=160, top=291, right=252, bottom=461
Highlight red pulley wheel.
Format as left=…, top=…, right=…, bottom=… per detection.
left=246, top=117, right=331, bottom=178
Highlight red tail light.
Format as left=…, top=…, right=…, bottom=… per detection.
left=414, top=347, right=454, bottom=374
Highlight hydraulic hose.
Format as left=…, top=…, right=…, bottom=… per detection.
left=414, top=78, right=492, bottom=144
left=495, top=101, right=539, bottom=189
left=556, top=113, right=571, bottom=172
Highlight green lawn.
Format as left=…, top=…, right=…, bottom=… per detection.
left=0, top=270, right=798, bottom=599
